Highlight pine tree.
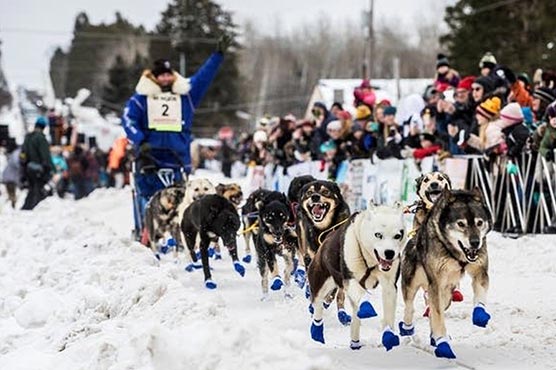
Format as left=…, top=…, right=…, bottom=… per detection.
left=155, top=0, right=242, bottom=136
left=0, top=40, right=12, bottom=109
left=441, top=0, right=556, bottom=75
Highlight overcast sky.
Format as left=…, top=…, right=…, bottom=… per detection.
left=1, top=0, right=448, bottom=90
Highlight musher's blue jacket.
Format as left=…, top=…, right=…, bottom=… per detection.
left=122, top=52, right=223, bottom=172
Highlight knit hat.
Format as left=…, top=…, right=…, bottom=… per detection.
left=355, top=105, right=372, bottom=120
left=500, top=102, right=524, bottom=124
left=152, top=59, right=173, bottom=77
left=360, top=79, right=371, bottom=89
left=366, top=121, right=380, bottom=132
left=35, top=116, right=48, bottom=128
left=384, top=106, right=397, bottom=116
left=546, top=104, right=556, bottom=119
left=476, top=97, right=502, bottom=120
left=479, top=52, right=497, bottom=70
left=253, top=130, right=268, bottom=143
left=533, top=87, right=556, bottom=105
left=457, top=76, right=476, bottom=91
left=420, top=133, right=437, bottom=143
left=436, top=53, right=450, bottom=69
left=473, top=76, right=495, bottom=94
left=336, top=110, right=352, bottom=120
left=326, top=120, right=342, bottom=131
left=320, top=140, right=337, bottom=153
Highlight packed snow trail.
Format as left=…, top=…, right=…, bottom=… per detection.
left=1, top=179, right=555, bottom=369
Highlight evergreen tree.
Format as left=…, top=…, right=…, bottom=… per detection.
left=155, top=0, right=242, bottom=136
left=0, top=40, right=12, bottom=109
left=441, top=0, right=556, bottom=75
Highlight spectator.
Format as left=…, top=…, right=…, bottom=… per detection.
left=67, top=145, right=91, bottom=200
left=471, top=76, right=495, bottom=104
left=466, top=97, right=502, bottom=153
left=20, top=117, right=53, bottom=210
left=434, top=53, right=460, bottom=91
left=479, top=52, right=497, bottom=77
left=249, top=130, right=270, bottom=166
left=353, top=79, right=376, bottom=108
left=292, top=120, right=314, bottom=162
left=539, top=105, right=556, bottom=162
left=1, top=139, right=20, bottom=208
left=51, top=146, right=69, bottom=197
left=532, top=87, right=556, bottom=122
left=330, top=102, right=343, bottom=117
left=485, top=102, right=528, bottom=156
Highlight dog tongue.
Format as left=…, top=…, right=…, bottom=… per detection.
left=313, top=204, right=324, bottom=216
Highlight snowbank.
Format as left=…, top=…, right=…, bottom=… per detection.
left=1, top=180, right=555, bottom=369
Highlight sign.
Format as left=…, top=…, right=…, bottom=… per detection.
left=147, top=93, right=182, bottom=132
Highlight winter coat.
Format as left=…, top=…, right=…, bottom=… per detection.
left=122, top=53, right=223, bottom=173
left=502, top=123, right=530, bottom=158
left=21, top=130, right=53, bottom=176
left=434, top=68, right=460, bottom=91
left=1, top=148, right=21, bottom=184
left=539, top=124, right=556, bottom=159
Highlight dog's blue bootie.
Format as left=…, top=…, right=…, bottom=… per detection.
left=185, top=261, right=202, bottom=272
left=233, top=261, right=245, bottom=277
left=310, top=319, right=325, bottom=344
left=398, top=321, right=415, bottom=336
left=270, top=276, right=284, bottom=291
left=472, top=304, right=491, bottom=328
left=214, top=252, right=222, bottom=260
left=350, top=340, right=362, bottom=350
left=357, top=300, right=377, bottom=319
left=242, top=254, right=252, bottom=263
left=305, top=283, right=311, bottom=299
left=294, top=267, right=306, bottom=289
left=205, top=279, right=217, bottom=290
left=323, top=301, right=331, bottom=309
left=195, top=251, right=201, bottom=260
left=308, top=303, right=314, bottom=315
left=382, top=328, right=400, bottom=351
left=434, top=338, right=456, bottom=359
left=337, top=309, right=351, bottom=326
left=208, top=247, right=215, bottom=258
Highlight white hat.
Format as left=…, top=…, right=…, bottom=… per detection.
left=253, top=130, right=268, bottom=143
left=326, top=120, right=342, bottom=131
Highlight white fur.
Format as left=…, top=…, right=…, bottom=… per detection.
left=135, top=71, right=191, bottom=96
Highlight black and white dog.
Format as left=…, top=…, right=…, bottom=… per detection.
left=181, top=194, right=244, bottom=289
left=253, top=191, right=297, bottom=299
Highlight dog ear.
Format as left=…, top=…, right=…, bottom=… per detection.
left=255, top=200, right=264, bottom=211
left=415, top=174, right=425, bottom=190
left=441, top=186, right=454, bottom=202
left=471, top=187, right=483, bottom=201
left=441, top=172, right=452, bottom=189
left=216, top=184, right=225, bottom=194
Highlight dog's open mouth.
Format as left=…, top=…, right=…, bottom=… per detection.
left=308, top=202, right=330, bottom=222
left=374, top=249, right=394, bottom=271
left=426, top=189, right=443, bottom=203
left=458, top=240, right=479, bottom=262
left=230, top=195, right=242, bottom=206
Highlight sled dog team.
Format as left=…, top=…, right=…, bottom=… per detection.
left=143, top=171, right=493, bottom=359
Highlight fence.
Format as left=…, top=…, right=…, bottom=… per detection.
left=245, top=153, right=556, bottom=235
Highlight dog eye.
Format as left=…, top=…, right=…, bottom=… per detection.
left=476, top=220, right=484, bottom=227
left=322, top=189, right=330, bottom=196
left=194, top=188, right=199, bottom=192
left=374, top=232, right=383, bottom=239
left=393, top=233, right=403, bottom=240
left=457, top=221, right=466, bottom=228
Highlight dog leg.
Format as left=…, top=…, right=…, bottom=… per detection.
left=310, top=278, right=335, bottom=344
left=467, top=263, right=491, bottom=328
left=400, top=266, right=425, bottom=336
left=347, top=289, right=362, bottom=349
left=199, top=235, right=216, bottom=289
left=378, top=270, right=400, bottom=351
left=428, top=281, right=456, bottom=358
left=336, top=288, right=352, bottom=326
left=183, top=231, right=202, bottom=272
left=346, top=280, right=377, bottom=320
left=269, top=254, right=283, bottom=291
left=282, top=250, right=294, bottom=286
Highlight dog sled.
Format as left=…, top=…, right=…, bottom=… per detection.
left=131, top=147, right=188, bottom=242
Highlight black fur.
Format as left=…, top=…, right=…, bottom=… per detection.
left=144, top=185, right=185, bottom=252
left=181, top=194, right=241, bottom=282
left=287, top=175, right=316, bottom=205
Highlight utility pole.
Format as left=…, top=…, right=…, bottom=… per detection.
left=368, top=0, right=374, bottom=81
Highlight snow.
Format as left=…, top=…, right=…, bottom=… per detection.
left=1, top=171, right=556, bottom=369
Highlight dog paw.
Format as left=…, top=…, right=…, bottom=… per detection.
left=382, top=329, right=400, bottom=351
left=208, top=247, right=215, bottom=258
left=294, top=267, right=306, bottom=289
left=422, top=306, right=430, bottom=317
left=195, top=251, right=201, bottom=260
left=323, top=301, right=331, bottom=310
left=310, top=319, right=325, bottom=344
left=308, top=303, right=314, bottom=315
left=350, top=340, right=362, bottom=350
left=337, top=309, right=351, bottom=326
left=452, top=289, right=464, bottom=302
left=233, top=261, right=246, bottom=277
left=305, top=284, right=311, bottom=299
left=357, top=301, right=377, bottom=319
left=434, top=338, right=456, bottom=359
left=159, top=245, right=170, bottom=254
left=292, top=258, right=299, bottom=275
left=214, top=252, right=222, bottom=260
left=270, top=276, right=284, bottom=291
left=472, top=304, right=491, bottom=328
left=204, top=280, right=217, bottom=289
left=242, top=254, right=252, bottom=263
left=398, top=321, right=415, bottom=336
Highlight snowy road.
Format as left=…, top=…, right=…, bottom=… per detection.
left=1, top=183, right=555, bottom=370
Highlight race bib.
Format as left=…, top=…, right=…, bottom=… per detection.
left=147, top=93, right=183, bottom=132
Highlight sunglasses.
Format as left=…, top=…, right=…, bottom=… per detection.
left=472, top=87, right=483, bottom=92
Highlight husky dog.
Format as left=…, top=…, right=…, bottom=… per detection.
left=253, top=191, right=296, bottom=299
left=307, top=202, right=406, bottom=350
left=241, top=189, right=274, bottom=263
left=287, top=175, right=317, bottom=206
left=216, top=183, right=244, bottom=208
left=399, top=188, right=493, bottom=359
left=143, top=184, right=186, bottom=255
left=181, top=194, right=244, bottom=289
left=412, top=172, right=452, bottom=233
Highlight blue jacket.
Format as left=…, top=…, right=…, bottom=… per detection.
left=122, top=52, right=223, bottom=172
